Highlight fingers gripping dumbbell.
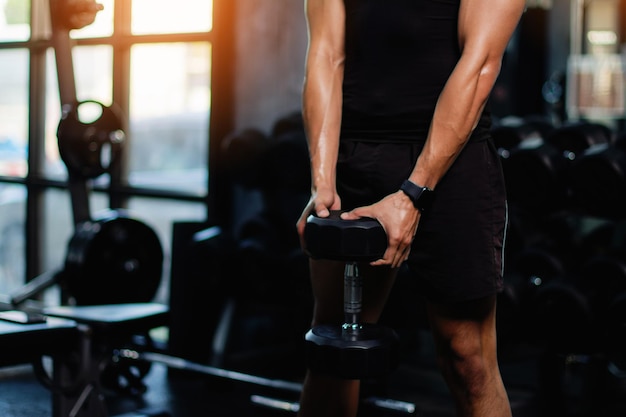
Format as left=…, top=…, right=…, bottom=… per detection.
left=303, top=211, right=400, bottom=379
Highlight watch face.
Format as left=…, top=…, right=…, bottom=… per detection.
left=401, top=180, right=433, bottom=212
left=418, top=188, right=434, bottom=212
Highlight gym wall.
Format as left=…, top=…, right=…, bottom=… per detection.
left=232, top=1, right=307, bottom=134
left=229, top=2, right=574, bottom=128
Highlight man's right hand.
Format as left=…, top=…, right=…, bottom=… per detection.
left=296, top=188, right=341, bottom=249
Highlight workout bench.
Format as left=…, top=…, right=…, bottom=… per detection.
left=0, top=303, right=170, bottom=417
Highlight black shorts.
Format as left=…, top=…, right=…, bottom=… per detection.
left=336, top=137, right=507, bottom=303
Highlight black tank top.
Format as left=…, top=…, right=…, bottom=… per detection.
left=341, top=0, right=491, bottom=142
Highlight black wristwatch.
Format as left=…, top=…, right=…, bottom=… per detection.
left=400, top=180, right=434, bottom=213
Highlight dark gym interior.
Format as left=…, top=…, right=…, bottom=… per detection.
left=1, top=1, right=626, bottom=416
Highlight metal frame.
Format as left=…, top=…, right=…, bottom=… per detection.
left=0, top=0, right=236, bottom=287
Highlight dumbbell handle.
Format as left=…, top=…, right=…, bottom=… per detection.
left=343, top=262, right=362, bottom=334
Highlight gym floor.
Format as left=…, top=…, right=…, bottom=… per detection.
left=2, top=329, right=625, bottom=417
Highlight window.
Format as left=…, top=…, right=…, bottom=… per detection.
left=0, top=0, right=225, bottom=306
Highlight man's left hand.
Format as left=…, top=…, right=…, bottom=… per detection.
left=341, top=191, right=420, bottom=268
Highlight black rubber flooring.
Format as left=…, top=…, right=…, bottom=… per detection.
left=1, top=331, right=625, bottom=417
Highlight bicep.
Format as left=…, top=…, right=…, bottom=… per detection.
left=457, top=0, right=525, bottom=71
left=305, top=0, right=345, bottom=64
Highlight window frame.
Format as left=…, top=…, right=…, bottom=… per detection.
left=0, top=0, right=235, bottom=283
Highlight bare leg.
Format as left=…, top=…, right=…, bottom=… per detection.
left=297, top=259, right=397, bottom=417
left=426, top=295, right=511, bottom=417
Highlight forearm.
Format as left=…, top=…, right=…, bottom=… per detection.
left=303, top=50, right=344, bottom=192
left=410, top=56, right=500, bottom=189
left=303, top=0, right=345, bottom=193
left=408, top=0, right=524, bottom=190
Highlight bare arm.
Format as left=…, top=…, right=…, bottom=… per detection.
left=410, top=0, right=526, bottom=189
left=344, top=0, right=525, bottom=267
left=296, top=0, right=346, bottom=237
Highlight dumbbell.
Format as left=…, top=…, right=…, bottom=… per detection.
left=501, top=121, right=610, bottom=214
left=302, top=211, right=399, bottom=379
left=490, top=116, right=552, bottom=157
left=606, top=293, right=626, bottom=371
left=579, top=249, right=626, bottom=357
left=570, top=135, right=626, bottom=218
left=505, top=244, right=594, bottom=350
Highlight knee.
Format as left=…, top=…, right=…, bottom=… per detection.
left=437, top=338, right=494, bottom=394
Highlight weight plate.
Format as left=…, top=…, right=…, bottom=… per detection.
left=64, top=213, right=163, bottom=305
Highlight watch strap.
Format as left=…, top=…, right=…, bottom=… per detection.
left=400, top=180, right=434, bottom=213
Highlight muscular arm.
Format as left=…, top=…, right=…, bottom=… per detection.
left=298, top=0, right=346, bottom=228
left=409, top=0, right=525, bottom=189
left=345, top=0, right=525, bottom=267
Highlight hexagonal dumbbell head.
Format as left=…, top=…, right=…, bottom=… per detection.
left=303, top=211, right=387, bottom=262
